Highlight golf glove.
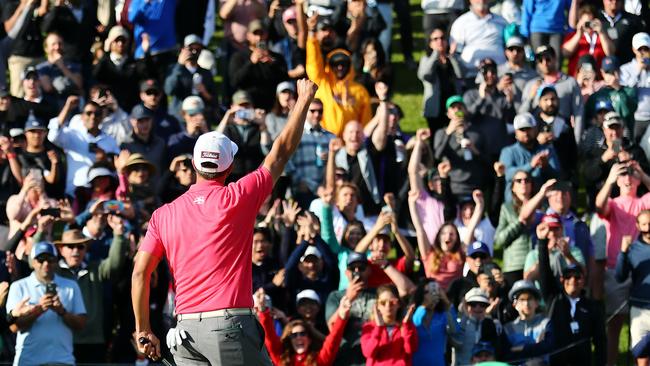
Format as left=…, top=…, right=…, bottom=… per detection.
left=166, top=327, right=188, bottom=350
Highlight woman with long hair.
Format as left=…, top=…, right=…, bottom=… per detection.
left=410, top=279, right=460, bottom=366
left=266, top=82, right=297, bottom=139
left=256, top=288, right=351, bottom=366
left=408, top=190, right=465, bottom=290
left=494, top=169, right=556, bottom=287
left=361, top=285, right=418, bottom=365
left=355, top=38, right=392, bottom=100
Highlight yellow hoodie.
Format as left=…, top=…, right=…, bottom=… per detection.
left=306, top=36, right=371, bottom=136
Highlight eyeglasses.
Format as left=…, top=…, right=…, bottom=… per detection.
left=378, top=298, right=399, bottom=307
left=468, top=302, right=488, bottom=308
left=64, top=244, right=86, bottom=250
left=513, top=177, right=532, bottom=184
left=289, top=331, right=307, bottom=339
left=35, top=256, right=56, bottom=264
left=84, top=110, right=100, bottom=116
left=145, top=89, right=160, bottom=96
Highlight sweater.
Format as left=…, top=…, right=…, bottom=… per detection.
left=259, top=308, right=348, bottom=366
left=615, top=240, right=650, bottom=309
left=361, top=321, right=418, bottom=366
left=494, top=202, right=532, bottom=272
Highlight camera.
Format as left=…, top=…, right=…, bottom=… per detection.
left=103, top=200, right=124, bottom=215
left=584, top=21, right=592, bottom=29
left=88, top=142, right=98, bottom=153
left=235, top=108, right=255, bottom=121
left=40, top=208, right=61, bottom=218
left=45, top=282, right=57, bottom=296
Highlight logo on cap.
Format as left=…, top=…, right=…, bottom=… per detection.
left=201, top=151, right=220, bottom=159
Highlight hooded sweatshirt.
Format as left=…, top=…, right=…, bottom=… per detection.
left=306, top=36, right=371, bottom=136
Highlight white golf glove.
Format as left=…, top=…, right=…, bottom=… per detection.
left=166, top=327, right=188, bottom=350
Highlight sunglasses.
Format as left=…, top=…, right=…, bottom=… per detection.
left=507, top=47, right=523, bottom=52
left=513, top=177, right=532, bottom=184
left=309, top=109, right=323, bottom=113
left=289, top=331, right=308, bottom=339
left=378, top=298, right=399, bottom=307
left=35, top=256, right=56, bottom=264
left=145, top=89, right=160, bottom=96
left=64, top=244, right=86, bottom=250
left=468, top=302, right=488, bottom=308
left=471, top=253, right=488, bottom=260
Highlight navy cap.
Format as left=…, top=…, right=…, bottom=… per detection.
left=472, top=341, right=495, bottom=357
left=347, top=251, right=368, bottom=267
left=130, top=104, right=154, bottom=120
left=468, top=241, right=491, bottom=257
left=508, top=280, right=541, bottom=301
left=595, top=99, right=613, bottom=113
left=31, top=241, right=57, bottom=259
left=562, top=263, right=583, bottom=277
left=601, top=56, right=619, bottom=73
left=21, top=66, right=38, bottom=80
left=24, top=112, right=46, bottom=131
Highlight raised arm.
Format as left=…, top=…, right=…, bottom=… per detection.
left=518, top=179, right=557, bottom=223
left=407, top=190, right=432, bottom=260
left=263, top=79, right=317, bottom=183
left=462, top=190, right=485, bottom=246
left=595, top=163, right=625, bottom=217
left=408, top=128, right=431, bottom=194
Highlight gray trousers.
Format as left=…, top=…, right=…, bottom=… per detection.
left=173, top=313, right=273, bottom=366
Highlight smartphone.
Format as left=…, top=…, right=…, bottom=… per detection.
left=612, top=139, right=622, bottom=153
left=103, top=200, right=124, bottom=214
left=235, top=108, right=255, bottom=121
left=88, top=142, right=98, bottom=153
left=40, top=208, right=61, bottom=218
left=29, top=168, right=43, bottom=184
left=45, top=282, right=57, bottom=296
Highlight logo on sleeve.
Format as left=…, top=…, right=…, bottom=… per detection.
left=193, top=196, right=205, bottom=205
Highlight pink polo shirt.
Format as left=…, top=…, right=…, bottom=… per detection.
left=601, top=193, right=650, bottom=269
left=139, top=167, right=273, bottom=314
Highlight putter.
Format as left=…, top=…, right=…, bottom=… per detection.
left=138, top=337, right=174, bottom=366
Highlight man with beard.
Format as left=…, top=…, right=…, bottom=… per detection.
left=533, top=86, right=577, bottom=182
left=306, top=14, right=371, bottom=136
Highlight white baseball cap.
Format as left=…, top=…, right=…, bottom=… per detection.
left=513, top=113, right=537, bottom=130
left=300, top=246, right=322, bottom=262
left=296, top=289, right=321, bottom=304
left=193, top=131, right=239, bottom=173
left=632, top=32, right=650, bottom=50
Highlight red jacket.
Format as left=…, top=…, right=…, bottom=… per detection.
left=360, top=321, right=419, bottom=366
left=258, top=309, right=347, bottom=366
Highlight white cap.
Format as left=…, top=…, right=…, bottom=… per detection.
left=193, top=131, right=239, bottom=173
left=300, top=246, right=322, bottom=262
left=464, top=287, right=490, bottom=304
left=276, top=81, right=295, bottom=95
left=183, top=34, right=203, bottom=47
left=182, top=96, right=205, bottom=114
left=513, top=113, right=537, bottom=130
left=296, top=289, right=321, bottom=304
left=632, top=32, right=650, bottom=50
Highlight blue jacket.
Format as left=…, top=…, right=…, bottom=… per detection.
left=128, top=0, right=177, bottom=59
left=499, top=142, right=561, bottom=201
left=616, top=240, right=650, bottom=309
left=520, top=0, right=571, bottom=37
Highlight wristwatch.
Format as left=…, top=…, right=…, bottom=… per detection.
left=6, top=310, right=17, bottom=325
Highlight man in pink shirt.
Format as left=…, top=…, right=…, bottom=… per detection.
left=596, top=160, right=650, bottom=366
left=131, top=79, right=317, bottom=364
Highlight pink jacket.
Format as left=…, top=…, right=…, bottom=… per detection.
left=360, top=321, right=418, bottom=366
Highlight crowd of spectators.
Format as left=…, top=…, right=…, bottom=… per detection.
left=0, top=0, right=648, bottom=365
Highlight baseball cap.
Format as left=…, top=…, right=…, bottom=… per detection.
left=601, top=56, right=619, bottom=73
left=472, top=341, right=495, bottom=357
left=603, top=111, right=623, bottom=128
left=577, top=54, right=597, bottom=73
left=328, top=50, right=351, bottom=66
left=282, top=6, right=297, bottom=23
left=87, top=166, right=115, bottom=183
left=9, top=128, right=24, bottom=137
left=104, top=25, right=129, bottom=52
left=594, top=99, right=613, bottom=113
left=248, top=19, right=265, bottom=33
left=130, top=104, right=154, bottom=120
left=632, top=32, right=650, bottom=50
left=300, top=246, right=322, bottom=262
left=24, top=113, right=47, bottom=131
left=541, top=213, right=562, bottom=228
left=193, top=131, right=239, bottom=173
left=464, top=288, right=490, bottom=304
left=276, top=81, right=295, bottom=95
left=347, top=251, right=368, bottom=267
left=513, top=113, right=536, bottom=130
left=506, top=36, right=525, bottom=49
left=21, top=66, right=38, bottom=80
left=296, top=289, right=321, bottom=304
left=232, top=90, right=252, bottom=106
left=445, top=95, right=464, bottom=109
left=467, top=241, right=491, bottom=258
left=508, top=279, right=541, bottom=301
left=537, top=85, right=557, bottom=99
left=535, top=45, right=556, bottom=59
left=549, top=180, right=572, bottom=192
left=317, top=17, right=334, bottom=31
left=139, top=79, right=160, bottom=93
left=562, top=263, right=583, bottom=277
left=183, top=34, right=203, bottom=48
left=181, top=96, right=205, bottom=115
left=31, top=241, right=58, bottom=259
left=0, top=86, right=9, bottom=98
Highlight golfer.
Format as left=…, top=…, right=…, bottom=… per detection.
left=131, top=79, right=317, bottom=365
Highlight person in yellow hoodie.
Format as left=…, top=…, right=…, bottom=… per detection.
left=306, top=18, right=371, bottom=136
